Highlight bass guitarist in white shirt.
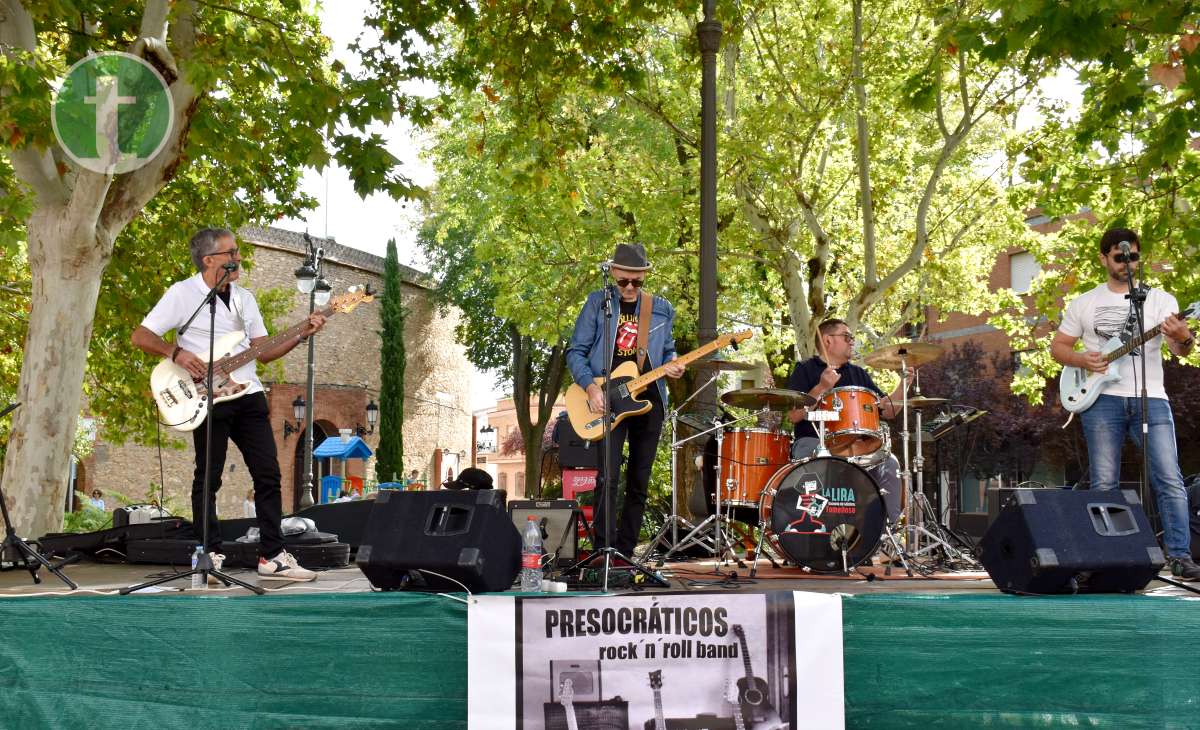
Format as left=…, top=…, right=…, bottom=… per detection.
left=132, top=228, right=325, bottom=582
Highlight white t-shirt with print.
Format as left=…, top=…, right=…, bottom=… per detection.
left=141, top=273, right=269, bottom=395
left=1058, top=283, right=1179, bottom=400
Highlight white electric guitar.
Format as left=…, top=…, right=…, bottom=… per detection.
left=558, top=677, right=579, bottom=730
left=1059, top=301, right=1198, bottom=414
left=151, top=288, right=375, bottom=431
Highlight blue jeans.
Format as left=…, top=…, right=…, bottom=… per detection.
left=1079, top=395, right=1191, bottom=557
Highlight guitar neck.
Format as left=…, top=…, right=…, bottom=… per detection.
left=1106, top=314, right=1178, bottom=363
left=627, top=336, right=731, bottom=393
left=736, top=630, right=754, bottom=679
left=215, top=305, right=336, bottom=373
left=653, top=688, right=665, bottom=730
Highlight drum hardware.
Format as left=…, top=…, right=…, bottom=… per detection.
left=830, top=524, right=857, bottom=575
left=657, top=408, right=758, bottom=567
left=643, top=374, right=719, bottom=561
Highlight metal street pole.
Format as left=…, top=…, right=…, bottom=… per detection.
left=696, top=0, right=722, bottom=413
left=298, top=247, right=325, bottom=508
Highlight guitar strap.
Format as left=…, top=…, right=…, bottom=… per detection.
left=636, top=291, right=652, bottom=372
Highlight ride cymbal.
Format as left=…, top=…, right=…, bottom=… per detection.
left=905, top=396, right=949, bottom=409
left=721, top=387, right=816, bottom=410
left=861, top=342, right=944, bottom=370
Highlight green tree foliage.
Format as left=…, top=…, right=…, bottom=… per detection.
left=375, top=238, right=405, bottom=483
left=0, top=1, right=416, bottom=536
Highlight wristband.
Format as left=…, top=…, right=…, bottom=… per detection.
left=170, top=345, right=182, bottom=362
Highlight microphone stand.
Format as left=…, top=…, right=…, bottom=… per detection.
left=123, top=263, right=265, bottom=595
left=565, top=266, right=667, bottom=591
left=1123, top=253, right=1151, bottom=517
left=0, top=403, right=79, bottom=588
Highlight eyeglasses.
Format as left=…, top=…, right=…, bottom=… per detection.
left=615, top=278, right=645, bottom=288
left=1112, top=251, right=1140, bottom=264
left=208, top=247, right=240, bottom=258
left=829, top=332, right=855, bottom=342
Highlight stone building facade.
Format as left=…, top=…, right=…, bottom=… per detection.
left=81, top=226, right=473, bottom=518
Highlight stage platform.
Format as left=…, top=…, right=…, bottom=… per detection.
left=0, top=559, right=1197, bottom=728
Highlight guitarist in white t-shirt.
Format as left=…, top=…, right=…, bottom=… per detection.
left=1050, top=227, right=1200, bottom=580
left=131, top=228, right=326, bottom=583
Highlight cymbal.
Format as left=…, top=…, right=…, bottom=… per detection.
left=905, top=396, right=948, bottom=409
left=701, top=359, right=757, bottom=371
left=721, top=387, right=816, bottom=410
left=861, top=342, right=944, bottom=370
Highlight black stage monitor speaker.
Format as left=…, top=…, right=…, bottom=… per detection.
left=356, top=490, right=521, bottom=593
left=979, top=488, right=1165, bottom=594
left=509, top=499, right=579, bottom=565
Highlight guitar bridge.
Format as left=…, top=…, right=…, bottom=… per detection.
left=159, top=389, right=178, bottom=407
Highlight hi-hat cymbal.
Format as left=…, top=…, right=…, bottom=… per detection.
left=721, top=387, right=816, bottom=410
left=906, top=396, right=949, bottom=409
left=861, top=342, right=944, bottom=370
left=701, top=359, right=757, bottom=371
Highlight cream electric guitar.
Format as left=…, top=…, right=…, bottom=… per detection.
left=1059, top=301, right=1199, bottom=413
left=565, top=330, right=753, bottom=441
left=151, top=288, right=375, bottom=431
left=558, top=677, right=580, bottom=730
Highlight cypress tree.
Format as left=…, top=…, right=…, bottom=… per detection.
left=376, top=238, right=405, bottom=482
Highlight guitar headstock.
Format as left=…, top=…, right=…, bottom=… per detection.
left=559, top=677, right=574, bottom=707
left=328, top=286, right=376, bottom=314
left=723, top=330, right=754, bottom=348
left=1183, top=301, right=1200, bottom=320
left=648, top=669, right=662, bottom=690
left=732, top=624, right=745, bottom=640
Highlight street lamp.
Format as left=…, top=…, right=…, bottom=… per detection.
left=295, top=233, right=326, bottom=508
left=357, top=399, right=379, bottom=437
left=283, top=396, right=306, bottom=439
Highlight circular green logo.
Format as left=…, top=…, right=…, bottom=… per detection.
left=52, top=52, right=173, bottom=175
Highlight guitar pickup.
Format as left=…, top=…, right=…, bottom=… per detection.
left=176, top=379, right=193, bottom=399
left=159, top=389, right=178, bottom=407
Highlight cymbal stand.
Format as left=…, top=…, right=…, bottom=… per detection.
left=643, top=375, right=718, bottom=560
left=664, top=412, right=756, bottom=566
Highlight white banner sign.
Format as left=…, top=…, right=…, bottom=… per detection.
left=468, top=591, right=843, bottom=730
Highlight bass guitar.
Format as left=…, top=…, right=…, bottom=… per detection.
left=565, top=330, right=753, bottom=441
left=151, top=288, right=375, bottom=431
left=1059, top=301, right=1199, bottom=413
left=643, top=669, right=666, bottom=730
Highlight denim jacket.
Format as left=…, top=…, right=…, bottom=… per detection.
left=566, top=288, right=677, bottom=404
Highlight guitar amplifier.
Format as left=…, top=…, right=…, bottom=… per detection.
left=510, top=500, right=580, bottom=565
left=643, top=716, right=735, bottom=730
left=544, top=699, right=628, bottom=730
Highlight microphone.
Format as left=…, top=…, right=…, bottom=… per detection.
left=1118, top=240, right=1132, bottom=255
left=599, top=262, right=611, bottom=274
left=222, top=261, right=239, bottom=272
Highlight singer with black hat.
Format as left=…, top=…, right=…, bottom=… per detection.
left=131, top=227, right=326, bottom=583
left=566, top=242, right=684, bottom=559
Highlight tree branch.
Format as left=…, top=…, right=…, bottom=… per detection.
left=851, top=0, right=878, bottom=288
left=0, top=0, right=69, bottom=205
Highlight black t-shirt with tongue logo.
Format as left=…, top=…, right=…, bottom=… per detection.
left=611, top=298, right=660, bottom=402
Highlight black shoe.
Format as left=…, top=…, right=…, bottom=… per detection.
left=1169, top=556, right=1200, bottom=581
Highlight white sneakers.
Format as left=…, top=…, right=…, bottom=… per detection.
left=207, top=552, right=226, bottom=586
left=257, top=550, right=317, bottom=582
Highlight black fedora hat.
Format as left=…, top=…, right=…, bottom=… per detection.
left=607, top=242, right=652, bottom=272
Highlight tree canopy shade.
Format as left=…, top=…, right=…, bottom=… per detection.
left=0, top=1, right=416, bottom=538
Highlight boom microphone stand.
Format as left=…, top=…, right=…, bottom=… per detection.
left=1121, top=242, right=1152, bottom=514
left=122, top=262, right=264, bottom=595
left=566, top=265, right=668, bottom=591
left=0, top=403, right=78, bottom=589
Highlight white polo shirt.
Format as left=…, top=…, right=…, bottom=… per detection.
left=141, top=273, right=268, bottom=395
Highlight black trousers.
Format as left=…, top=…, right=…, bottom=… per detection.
left=191, top=391, right=284, bottom=558
left=594, top=396, right=664, bottom=556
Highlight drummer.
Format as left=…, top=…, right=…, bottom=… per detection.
left=785, top=318, right=909, bottom=522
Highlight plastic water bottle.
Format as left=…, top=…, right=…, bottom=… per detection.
left=520, top=516, right=544, bottom=592
left=190, top=546, right=204, bottom=590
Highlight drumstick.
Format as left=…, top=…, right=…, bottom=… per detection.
left=815, top=325, right=831, bottom=365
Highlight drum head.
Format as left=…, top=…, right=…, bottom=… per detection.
left=763, top=457, right=885, bottom=573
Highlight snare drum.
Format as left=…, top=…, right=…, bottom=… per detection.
left=819, top=386, right=884, bottom=458
left=718, top=428, right=792, bottom=508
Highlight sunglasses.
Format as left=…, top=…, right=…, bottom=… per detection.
left=615, top=278, right=645, bottom=288
left=1112, top=251, right=1140, bottom=264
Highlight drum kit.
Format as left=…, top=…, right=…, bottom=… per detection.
left=647, top=342, right=981, bottom=576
